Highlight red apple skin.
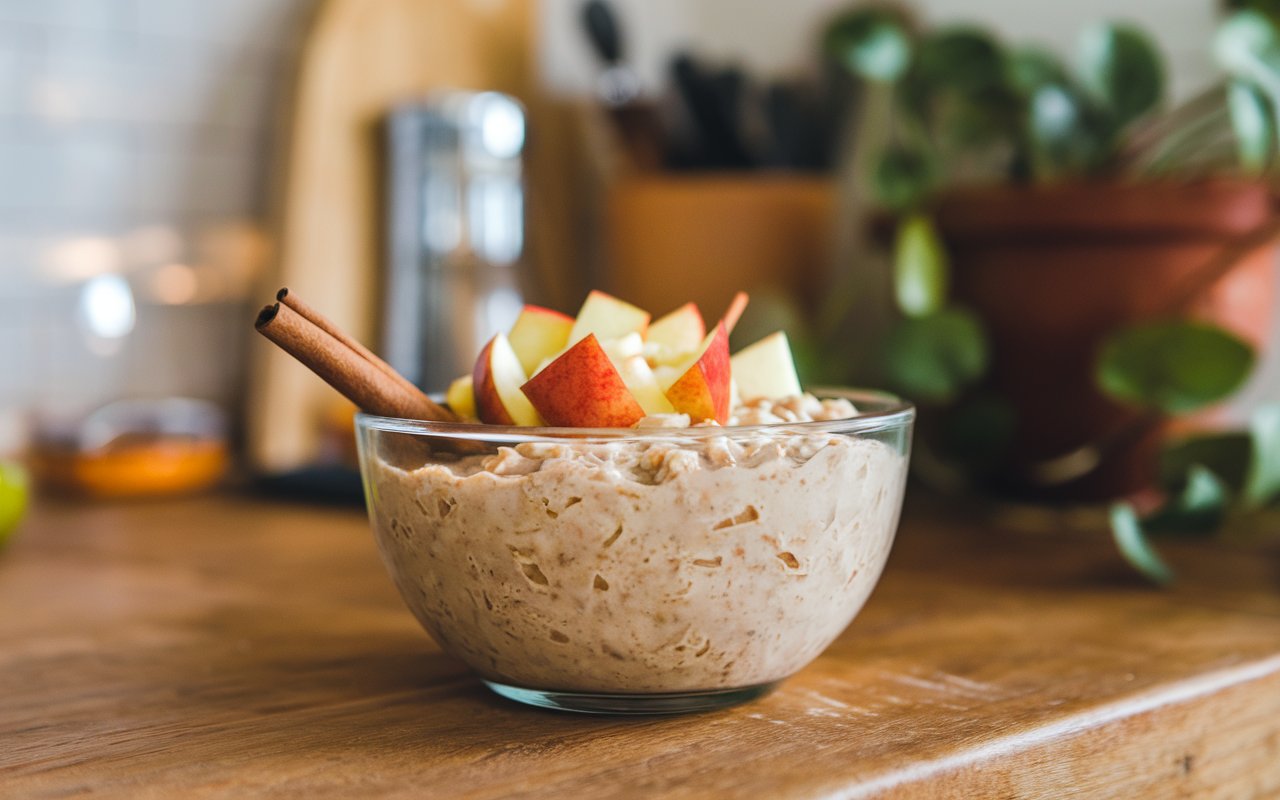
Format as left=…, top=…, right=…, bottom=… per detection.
left=521, top=334, right=646, bottom=427
left=523, top=304, right=571, bottom=322
left=721, top=292, right=749, bottom=334
left=664, top=323, right=731, bottom=424
left=472, top=337, right=516, bottom=425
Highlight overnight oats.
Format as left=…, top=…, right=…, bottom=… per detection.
left=349, top=289, right=913, bottom=713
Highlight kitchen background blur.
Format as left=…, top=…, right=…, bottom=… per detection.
left=1, top=0, right=1278, bottom=521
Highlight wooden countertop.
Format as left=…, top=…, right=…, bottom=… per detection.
left=3, top=494, right=1280, bottom=798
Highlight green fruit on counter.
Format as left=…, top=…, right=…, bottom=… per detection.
left=0, top=461, right=28, bottom=549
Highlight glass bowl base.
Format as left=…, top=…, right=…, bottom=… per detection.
left=484, top=681, right=778, bottom=715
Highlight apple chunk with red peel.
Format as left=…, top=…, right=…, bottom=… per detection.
left=731, top=331, right=802, bottom=402
left=508, top=305, right=573, bottom=376
left=646, top=302, right=705, bottom=355
left=473, top=334, right=543, bottom=425
left=568, top=290, right=650, bottom=346
left=521, top=334, right=646, bottom=427
left=721, top=291, right=749, bottom=334
left=664, top=323, right=731, bottom=424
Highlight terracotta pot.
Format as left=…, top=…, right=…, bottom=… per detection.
left=934, top=180, right=1278, bottom=502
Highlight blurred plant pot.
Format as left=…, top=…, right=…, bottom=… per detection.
left=933, top=179, right=1278, bottom=502
left=603, top=175, right=834, bottom=318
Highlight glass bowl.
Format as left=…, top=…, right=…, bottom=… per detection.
left=355, top=388, right=913, bottom=714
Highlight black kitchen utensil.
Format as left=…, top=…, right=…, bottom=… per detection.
left=579, top=0, right=665, bottom=170
left=763, top=81, right=828, bottom=170
left=581, top=0, right=635, bottom=104
left=670, top=53, right=754, bottom=169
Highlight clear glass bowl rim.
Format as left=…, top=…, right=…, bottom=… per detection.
left=355, top=386, right=914, bottom=443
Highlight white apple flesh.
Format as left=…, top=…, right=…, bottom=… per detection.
left=567, top=290, right=651, bottom=346
left=507, top=305, right=573, bottom=375
left=729, top=331, right=802, bottom=401
left=646, top=302, right=706, bottom=356
left=446, top=375, right=477, bottom=420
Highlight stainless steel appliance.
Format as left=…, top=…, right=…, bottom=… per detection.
left=383, top=91, right=528, bottom=392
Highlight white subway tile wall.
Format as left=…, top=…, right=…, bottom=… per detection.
left=0, top=0, right=311, bottom=416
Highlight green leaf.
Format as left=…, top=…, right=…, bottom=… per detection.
left=1078, top=22, right=1165, bottom=130
left=1216, top=12, right=1280, bottom=150
left=892, top=214, right=949, bottom=316
left=873, top=145, right=937, bottom=211
left=1144, top=465, right=1229, bottom=536
left=1109, top=502, right=1175, bottom=586
left=1027, top=84, right=1090, bottom=172
left=883, top=307, right=989, bottom=403
left=1228, top=81, right=1274, bottom=173
left=1159, top=432, right=1252, bottom=492
left=1004, top=47, right=1069, bottom=96
left=903, top=28, right=1013, bottom=131
left=1234, top=1, right=1280, bottom=28
left=913, top=28, right=1005, bottom=98
left=823, top=8, right=913, bottom=83
left=1097, top=320, right=1255, bottom=413
left=1029, top=85, right=1077, bottom=140
left=1215, top=10, right=1280, bottom=92
left=1245, top=403, right=1280, bottom=507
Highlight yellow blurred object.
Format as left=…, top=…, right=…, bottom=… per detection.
left=0, top=461, right=28, bottom=548
left=319, top=398, right=359, bottom=466
left=322, top=398, right=358, bottom=437
left=446, top=376, right=477, bottom=420
left=33, top=438, right=228, bottom=500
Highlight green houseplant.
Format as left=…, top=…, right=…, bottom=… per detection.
left=820, top=5, right=1280, bottom=583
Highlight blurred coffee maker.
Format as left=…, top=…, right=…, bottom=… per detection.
left=383, top=91, right=528, bottom=393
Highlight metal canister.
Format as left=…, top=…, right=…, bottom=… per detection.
left=384, top=91, right=527, bottom=392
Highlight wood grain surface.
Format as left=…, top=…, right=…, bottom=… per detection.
left=2, top=495, right=1279, bottom=799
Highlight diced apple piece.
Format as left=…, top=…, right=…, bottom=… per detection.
left=602, top=331, right=644, bottom=362
left=568, top=290, right=650, bottom=346
left=521, top=334, right=646, bottom=427
left=721, top=291, right=749, bottom=334
left=664, top=323, right=731, bottom=424
left=616, top=354, right=675, bottom=415
left=508, top=305, right=573, bottom=375
left=653, top=363, right=683, bottom=392
left=531, top=330, right=642, bottom=379
left=599, top=332, right=669, bottom=411
left=730, top=331, right=802, bottom=401
left=473, top=333, right=543, bottom=426
left=446, top=375, right=477, bottom=420
left=646, top=302, right=706, bottom=355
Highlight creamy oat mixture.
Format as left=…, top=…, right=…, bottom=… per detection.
left=367, top=394, right=907, bottom=693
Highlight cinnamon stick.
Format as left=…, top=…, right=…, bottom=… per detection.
left=275, top=287, right=427, bottom=402
left=255, top=299, right=457, bottom=422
